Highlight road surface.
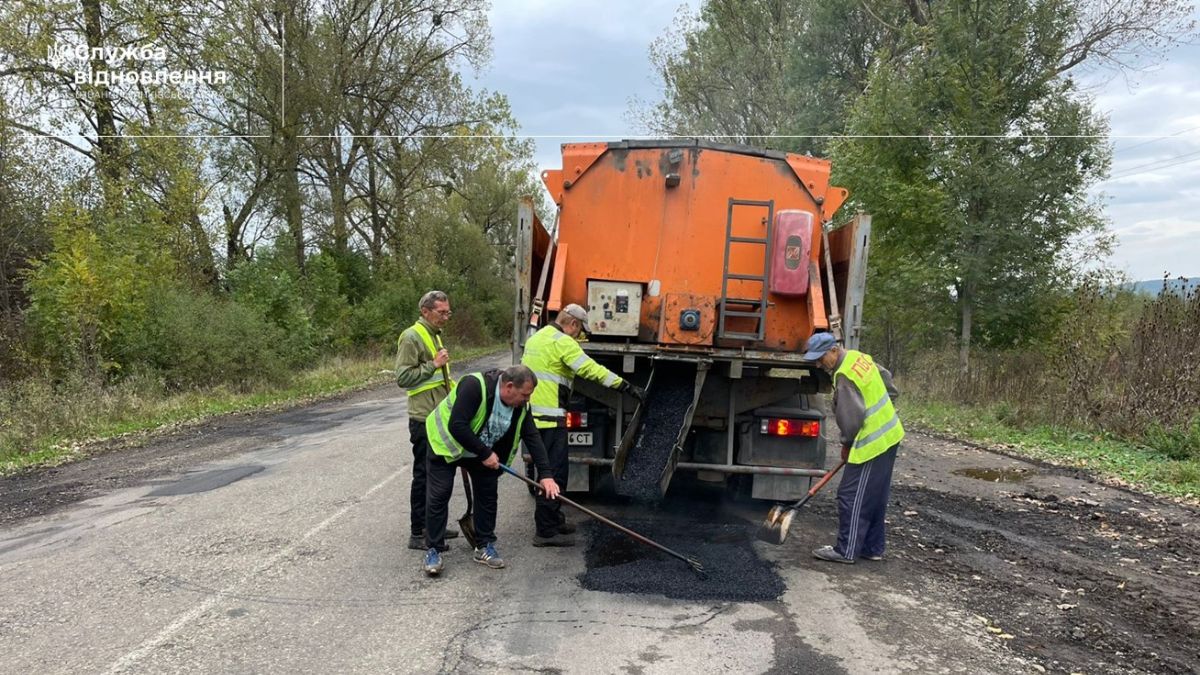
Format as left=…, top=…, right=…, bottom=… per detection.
left=1, top=353, right=1196, bottom=673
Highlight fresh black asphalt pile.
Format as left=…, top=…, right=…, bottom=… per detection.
left=577, top=519, right=785, bottom=602
left=616, top=364, right=696, bottom=501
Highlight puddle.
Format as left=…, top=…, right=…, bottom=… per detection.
left=952, top=467, right=1034, bottom=483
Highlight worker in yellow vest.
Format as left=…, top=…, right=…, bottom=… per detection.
left=802, top=332, right=904, bottom=564
left=395, top=290, right=458, bottom=550
left=422, top=365, right=560, bottom=575
left=521, top=304, right=644, bottom=546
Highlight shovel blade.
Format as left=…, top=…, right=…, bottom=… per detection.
left=756, top=505, right=786, bottom=545
left=756, top=521, right=786, bottom=545
left=457, top=513, right=478, bottom=549
left=755, top=506, right=796, bottom=545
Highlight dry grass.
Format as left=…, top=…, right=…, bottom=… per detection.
left=897, top=282, right=1200, bottom=462
left=0, top=345, right=503, bottom=474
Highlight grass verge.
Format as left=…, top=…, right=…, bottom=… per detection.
left=904, top=398, right=1200, bottom=502
left=0, top=345, right=504, bottom=475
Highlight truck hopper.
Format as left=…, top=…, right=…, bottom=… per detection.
left=613, top=360, right=710, bottom=500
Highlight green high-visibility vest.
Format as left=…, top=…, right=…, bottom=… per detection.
left=426, top=373, right=527, bottom=464
left=404, top=321, right=450, bottom=397
left=835, top=350, right=905, bottom=464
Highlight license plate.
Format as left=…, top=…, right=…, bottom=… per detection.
left=567, top=432, right=593, bottom=446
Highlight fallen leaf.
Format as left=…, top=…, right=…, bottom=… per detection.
left=987, top=626, right=1003, bottom=634
left=998, top=633, right=1015, bottom=639
left=904, top=510, right=918, bottom=516
left=1057, top=604, right=1077, bottom=610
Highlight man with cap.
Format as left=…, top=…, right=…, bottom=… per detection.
left=520, top=303, right=644, bottom=546
left=802, top=332, right=904, bottom=564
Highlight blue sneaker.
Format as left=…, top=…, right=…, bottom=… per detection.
left=423, top=548, right=443, bottom=576
left=473, top=543, right=505, bottom=569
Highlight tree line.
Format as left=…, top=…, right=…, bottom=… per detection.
left=0, top=0, right=537, bottom=388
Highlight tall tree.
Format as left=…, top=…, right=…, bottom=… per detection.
left=642, top=0, right=1193, bottom=370
left=832, top=0, right=1185, bottom=369
left=638, top=0, right=807, bottom=149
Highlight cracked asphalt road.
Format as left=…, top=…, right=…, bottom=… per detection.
left=1, top=352, right=1195, bottom=673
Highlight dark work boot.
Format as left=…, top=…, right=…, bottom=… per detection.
left=532, top=532, right=576, bottom=547
left=556, top=512, right=576, bottom=535
left=411, top=527, right=458, bottom=550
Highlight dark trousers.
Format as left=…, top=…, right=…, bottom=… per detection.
left=835, top=444, right=898, bottom=560
left=534, top=427, right=569, bottom=537
left=426, top=453, right=500, bottom=551
left=408, top=418, right=431, bottom=536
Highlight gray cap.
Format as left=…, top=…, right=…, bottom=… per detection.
left=801, top=332, right=838, bottom=361
left=561, top=303, right=590, bottom=332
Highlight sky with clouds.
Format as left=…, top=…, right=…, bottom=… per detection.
left=471, top=0, right=1200, bottom=281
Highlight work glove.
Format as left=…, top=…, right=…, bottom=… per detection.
left=621, top=381, right=646, bottom=401
left=840, top=444, right=850, bottom=463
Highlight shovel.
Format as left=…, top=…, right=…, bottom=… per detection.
left=457, top=467, right=478, bottom=549
left=497, top=464, right=707, bottom=579
left=437, top=361, right=481, bottom=549
left=756, top=461, right=846, bottom=545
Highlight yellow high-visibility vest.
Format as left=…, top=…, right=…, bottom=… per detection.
left=427, top=373, right=527, bottom=464
left=404, top=321, right=450, bottom=396
left=521, top=325, right=622, bottom=429
left=835, top=350, right=905, bottom=464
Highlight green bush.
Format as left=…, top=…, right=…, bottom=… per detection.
left=301, top=252, right=353, bottom=352
left=23, top=207, right=153, bottom=376
left=1143, top=416, right=1200, bottom=462
left=120, top=286, right=289, bottom=390
left=226, top=242, right=316, bottom=368
left=346, top=280, right=423, bottom=349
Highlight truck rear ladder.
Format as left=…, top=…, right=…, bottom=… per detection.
left=718, top=199, right=774, bottom=341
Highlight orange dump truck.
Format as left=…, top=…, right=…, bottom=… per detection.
left=513, top=140, right=871, bottom=501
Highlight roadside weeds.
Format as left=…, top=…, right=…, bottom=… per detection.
left=0, top=345, right=504, bottom=475
left=905, top=399, right=1200, bottom=505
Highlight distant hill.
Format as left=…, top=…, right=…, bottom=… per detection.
left=1126, top=278, right=1199, bottom=296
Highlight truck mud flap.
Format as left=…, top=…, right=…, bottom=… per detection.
left=612, top=360, right=709, bottom=500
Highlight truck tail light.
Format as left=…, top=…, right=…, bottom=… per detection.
left=566, top=411, right=588, bottom=429
left=760, top=418, right=819, bottom=438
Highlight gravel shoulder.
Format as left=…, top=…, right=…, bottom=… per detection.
left=870, top=434, right=1200, bottom=673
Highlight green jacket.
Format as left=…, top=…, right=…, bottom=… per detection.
left=395, top=318, right=451, bottom=421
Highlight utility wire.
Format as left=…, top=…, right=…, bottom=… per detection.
left=1112, top=125, right=1200, bottom=155
left=1107, top=148, right=1200, bottom=180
